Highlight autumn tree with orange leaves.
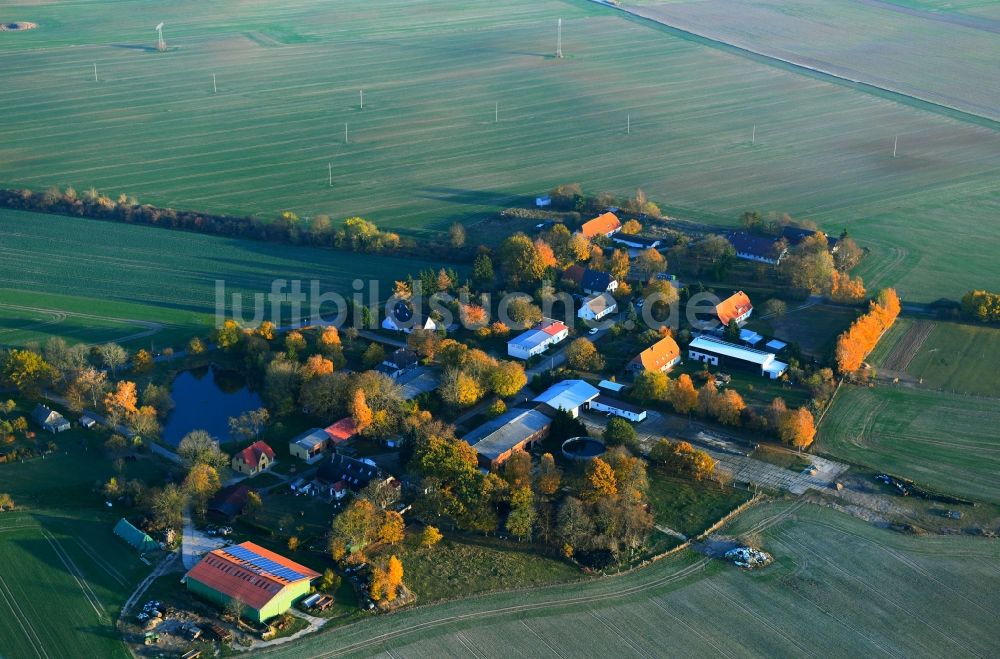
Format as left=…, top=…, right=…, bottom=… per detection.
left=710, top=388, right=747, bottom=426
left=350, top=388, right=373, bottom=432
left=584, top=457, right=618, bottom=501
left=104, top=380, right=138, bottom=427
left=320, top=326, right=341, bottom=347
left=668, top=374, right=699, bottom=415
left=302, top=354, right=335, bottom=379
left=835, top=288, right=900, bottom=373
left=533, top=238, right=558, bottom=270
left=829, top=270, right=866, bottom=304
left=779, top=407, right=817, bottom=450
left=460, top=303, right=489, bottom=329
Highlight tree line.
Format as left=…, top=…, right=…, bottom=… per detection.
left=631, top=367, right=818, bottom=450
left=0, top=187, right=472, bottom=263
left=835, top=288, right=901, bottom=374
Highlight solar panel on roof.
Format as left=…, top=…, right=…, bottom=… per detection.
left=223, top=545, right=305, bottom=581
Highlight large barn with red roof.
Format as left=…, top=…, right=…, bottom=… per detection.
left=183, top=541, right=320, bottom=623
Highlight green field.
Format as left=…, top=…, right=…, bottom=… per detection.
left=0, top=295, right=169, bottom=347
left=1, top=0, right=999, bottom=302
left=817, top=385, right=1000, bottom=503
left=824, top=318, right=1000, bottom=502
left=0, top=426, right=172, bottom=659
left=256, top=501, right=1000, bottom=658
left=898, top=321, right=1000, bottom=396
left=378, top=535, right=583, bottom=605
left=0, top=209, right=449, bottom=346
left=625, top=0, right=1000, bottom=120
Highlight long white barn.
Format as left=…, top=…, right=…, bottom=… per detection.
left=688, top=335, right=787, bottom=379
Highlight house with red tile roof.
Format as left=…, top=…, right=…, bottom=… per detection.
left=628, top=335, right=681, bottom=373
left=579, top=212, right=622, bottom=239
left=184, top=541, right=320, bottom=623
left=231, top=440, right=275, bottom=476
left=715, top=291, right=753, bottom=326
left=324, top=417, right=358, bottom=445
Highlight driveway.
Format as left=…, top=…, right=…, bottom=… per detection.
left=181, top=506, right=227, bottom=570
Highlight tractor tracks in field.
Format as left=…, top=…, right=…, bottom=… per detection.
left=0, top=301, right=164, bottom=347
left=880, top=321, right=934, bottom=373
left=0, top=571, right=51, bottom=659
left=75, top=537, right=129, bottom=588
left=773, top=529, right=988, bottom=658
left=42, top=530, right=108, bottom=622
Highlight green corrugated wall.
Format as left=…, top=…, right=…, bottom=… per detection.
left=186, top=577, right=312, bottom=624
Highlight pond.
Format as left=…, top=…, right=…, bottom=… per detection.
left=162, top=365, right=263, bottom=446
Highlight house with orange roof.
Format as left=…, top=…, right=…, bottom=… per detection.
left=579, top=212, right=622, bottom=239
left=184, top=541, right=320, bottom=623
left=231, top=440, right=275, bottom=476
left=715, top=291, right=753, bottom=326
left=627, top=335, right=681, bottom=373
left=324, top=417, right=358, bottom=446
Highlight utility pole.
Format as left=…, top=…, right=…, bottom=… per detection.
left=556, top=18, right=563, bottom=58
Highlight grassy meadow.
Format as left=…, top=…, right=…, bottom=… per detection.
left=0, top=209, right=449, bottom=346
left=817, top=385, right=1000, bottom=503
left=0, top=0, right=998, bottom=302
left=258, top=502, right=1000, bottom=658
left=901, top=321, right=1000, bottom=396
